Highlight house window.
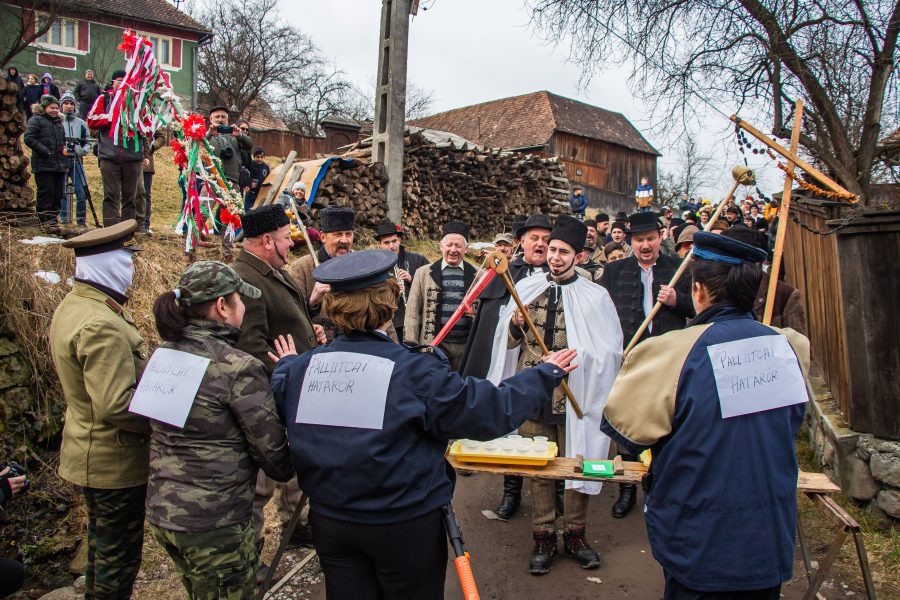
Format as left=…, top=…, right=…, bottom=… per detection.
left=142, top=34, right=174, bottom=68
left=36, top=14, right=79, bottom=49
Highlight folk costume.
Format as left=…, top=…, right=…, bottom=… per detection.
left=273, top=250, right=571, bottom=600
left=601, top=232, right=811, bottom=599
left=404, top=221, right=476, bottom=371
left=486, top=217, right=623, bottom=574
left=373, top=220, right=428, bottom=343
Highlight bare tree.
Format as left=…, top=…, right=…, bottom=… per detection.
left=195, top=0, right=318, bottom=116
left=677, top=137, right=714, bottom=202
left=528, top=1, right=900, bottom=204
left=348, top=80, right=436, bottom=121
left=277, top=65, right=360, bottom=136
left=0, top=1, right=65, bottom=69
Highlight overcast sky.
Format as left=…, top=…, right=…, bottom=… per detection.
left=284, top=0, right=784, bottom=200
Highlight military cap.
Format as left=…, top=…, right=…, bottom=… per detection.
left=241, top=204, right=290, bottom=238
left=549, top=215, right=587, bottom=252
left=692, top=231, right=767, bottom=265
left=209, top=104, right=229, bottom=115
left=176, top=261, right=261, bottom=306
left=313, top=249, right=398, bottom=292
left=442, top=221, right=469, bottom=241
left=492, top=232, right=514, bottom=245
left=515, top=214, right=552, bottom=239
left=628, top=211, right=662, bottom=233
left=374, top=220, right=403, bottom=239
left=319, top=205, right=355, bottom=233
left=62, top=219, right=141, bottom=257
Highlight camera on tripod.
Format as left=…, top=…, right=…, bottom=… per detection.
left=64, top=136, right=81, bottom=159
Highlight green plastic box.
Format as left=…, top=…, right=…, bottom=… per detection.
left=582, top=460, right=615, bottom=478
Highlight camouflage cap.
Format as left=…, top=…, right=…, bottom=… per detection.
left=177, top=261, right=261, bottom=306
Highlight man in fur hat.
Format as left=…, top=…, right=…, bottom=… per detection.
left=486, top=215, right=622, bottom=574
left=405, top=221, right=477, bottom=371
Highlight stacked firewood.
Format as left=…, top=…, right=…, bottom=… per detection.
left=314, top=129, right=570, bottom=238
left=0, top=79, right=34, bottom=212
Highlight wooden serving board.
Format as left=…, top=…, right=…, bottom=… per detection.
left=447, top=456, right=841, bottom=494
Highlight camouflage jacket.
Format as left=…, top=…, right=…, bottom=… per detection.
left=146, top=319, right=294, bottom=532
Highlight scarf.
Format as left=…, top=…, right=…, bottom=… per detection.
left=75, top=249, right=135, bottom=298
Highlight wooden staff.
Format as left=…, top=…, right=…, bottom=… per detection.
left=492, top=252, right=584, bottom=419
left=730, top=114, right=857, bottom=202
left=763, top=100, right=804, bottom=325
left=623, top=166, right=756, bottom=357
left=287, top=196, right=319, bottom=267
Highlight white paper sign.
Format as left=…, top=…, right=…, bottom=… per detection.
left=129, top=349, right=210, bottom=428
left=707, top=335, right=807, bottom=418
left=296, top=352, right=395, bottom=429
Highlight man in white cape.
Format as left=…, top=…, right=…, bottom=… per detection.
left=486, top=216, right=622, bottom=575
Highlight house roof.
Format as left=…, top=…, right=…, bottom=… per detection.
left=196, top=96, right=289, bottom=132
left=62, top=0, right=211, bottom=36
left=880, top=127, right=900, bottom=149
left=411, top=91, right=660, bottom=156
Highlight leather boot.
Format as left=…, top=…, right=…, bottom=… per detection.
left=563, top=525, right=601, bottom=569
left=555, top=479, right=565, bottom=517
left=495, top=475, right=522, bottom=519
left=528, top=530, right=557, bottom=575
left=612, top=483, right=637, bottom=518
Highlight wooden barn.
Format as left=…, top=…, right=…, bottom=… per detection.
left=411, top=90, right=660, bottom=215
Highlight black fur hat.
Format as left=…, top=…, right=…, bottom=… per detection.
left=442, top=221, right=470, bottom=240
left=549, top=215, right=587, bottom=252
left=241, top=204, right=290, bottom=238
left=319, top=205, right=355, bottom=233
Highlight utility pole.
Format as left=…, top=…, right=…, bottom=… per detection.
left=373, top=0, right=415, bottom=223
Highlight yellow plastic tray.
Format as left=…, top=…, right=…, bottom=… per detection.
left=449, top=440, right=558, bottom=467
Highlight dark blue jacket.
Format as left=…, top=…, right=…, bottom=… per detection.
left=569, top=192, right=587, bottom=214
left=601, top=305, right=808, bottom=591
left=274, top=331, right=565, bottom=525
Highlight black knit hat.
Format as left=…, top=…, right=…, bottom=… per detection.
left=628, top=211, right=662, bottom=233
left=319, top=205, right=355, bottom=233
left=596, top=212, right=610, bottom=221
left=111, top=69, right=126, bottom=81
left=442, top=221, right=469, bottom=241
left=549, top=215, right=587, bottom=252
left=241, top=204, right=290, bottom=238
left=610, top=221, right=627, bottom=233
left=374, top=219, right=403, bottom=239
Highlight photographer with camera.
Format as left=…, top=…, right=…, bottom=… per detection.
left=87, top=69, right=146, bottom=227
left=206, top=106, right=252, bottom=188
left=59, top=92, right=91, bottom=226
left=1, top=462, right=28, bottom=597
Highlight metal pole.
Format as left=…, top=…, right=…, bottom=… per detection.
left=373, top=0, right=412, bottom=223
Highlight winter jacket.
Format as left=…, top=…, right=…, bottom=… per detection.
left=61, top=111, right=91, bottom=157
left=206, top=129, right=251, bottom=184
left=24, top=84, right=42, bottom=111
left=24, top=105, right=67, bottom=173
left=40, top=73, right=60, bottom=100
left=73, top=78, right=101, bottom=107
left=87, top=91, right=144, bottom=163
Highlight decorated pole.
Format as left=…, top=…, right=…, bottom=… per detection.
left=763, top=100, right=804, bottom=325
left=430, top=253, right=507, bottom=347
left=623, top=166, right=757, bottom=357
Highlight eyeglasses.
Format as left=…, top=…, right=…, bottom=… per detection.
left=239, top=127, right=249, bottom=133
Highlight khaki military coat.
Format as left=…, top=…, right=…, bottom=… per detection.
left=50, top=282, right=150, bottom=489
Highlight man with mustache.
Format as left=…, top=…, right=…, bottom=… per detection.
left=405, top=221, right=476, bottom=372
left=599, top=211, right=695, bottom=518
left=288, top=205, right=356, bottom=341
left=459, top=214, right=556, bottom=520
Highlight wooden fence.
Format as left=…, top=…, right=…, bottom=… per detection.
left=250, top=130, right=327, bottom=160
left=784, top=199, right=900, bottom=439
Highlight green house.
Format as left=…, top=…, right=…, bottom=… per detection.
left=1, top=0, right=211, bottom=108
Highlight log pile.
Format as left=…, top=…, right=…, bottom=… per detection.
left=0, top=79, right=34, bottom=212
left=313, top=129, right=570, bottom=238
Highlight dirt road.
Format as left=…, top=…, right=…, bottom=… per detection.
left=275, top=472, right=858, bottom=599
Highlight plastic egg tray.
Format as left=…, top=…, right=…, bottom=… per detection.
left=449, top=435, right=559, bottom=466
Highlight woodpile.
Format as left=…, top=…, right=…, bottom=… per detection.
left=313, top=129, right=570, bottom=238
left=0, top=79, right=34, bottom=212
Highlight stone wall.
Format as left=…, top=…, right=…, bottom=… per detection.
left=806, top=370, right=899, bottom=523
left=0, top=331, right=35, bottom=453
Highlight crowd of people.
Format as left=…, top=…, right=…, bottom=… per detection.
left=1, top=71, right=813, bottom=599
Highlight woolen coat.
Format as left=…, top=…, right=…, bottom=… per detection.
left=404, top=259, right=477, bottom=346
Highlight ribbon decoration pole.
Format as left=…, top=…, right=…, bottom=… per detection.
left=623, top=166, right=757, bottom=357
left=763, top=100, right=804, bottom=325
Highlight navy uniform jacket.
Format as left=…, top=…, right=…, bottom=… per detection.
left=601, top=305, right=810, bottom=592
left=273, top=331, right=565, bottom=525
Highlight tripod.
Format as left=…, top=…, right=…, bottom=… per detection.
left=62, top=154, right=100, bottom=227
